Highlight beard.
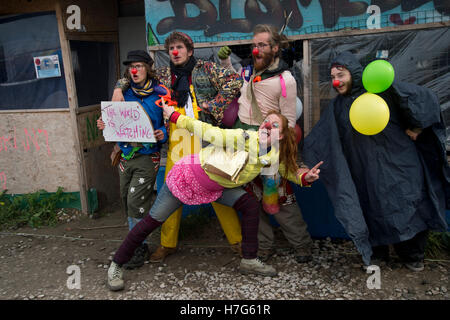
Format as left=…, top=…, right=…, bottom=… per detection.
left=333, top=80, right=352, bottom=96
left=254, top=50, right=275, bottom=71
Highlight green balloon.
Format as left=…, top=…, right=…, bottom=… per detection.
left=362, top=60, right=395, bottom=93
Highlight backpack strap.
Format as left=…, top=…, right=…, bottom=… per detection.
left=279, top=73, right=287, bottom=98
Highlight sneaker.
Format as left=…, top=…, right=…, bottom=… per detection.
left=107, top=261, right=124, bottom=291
left=230, top=242, right=242, bottom=257
left=294, top=247, right=313, bottom=264
left=404, top=261, right=424, bottom=272
left=239, top=258, right=277, bottom=277
left=149, top=245, right=177, bottom=263
left=257, top=248, right=275, bottom=262
left=123, top=244, right=150, bottom=270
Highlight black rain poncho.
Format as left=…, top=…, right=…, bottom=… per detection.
left=303, top=51, right=450, bottom=265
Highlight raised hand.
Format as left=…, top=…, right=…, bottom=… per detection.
left=218, top=46, right=232, bottom=60
left=303, top=161, right=323, bottom=183
left=97, top=117, right=106, bottom=130
left=161, top=97, right=175, bottom=119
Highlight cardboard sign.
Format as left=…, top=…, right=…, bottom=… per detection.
left=101, top=101, right=156, bottom=143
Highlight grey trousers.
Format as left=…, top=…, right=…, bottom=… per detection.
left=258, top=202, right=313, bottom=250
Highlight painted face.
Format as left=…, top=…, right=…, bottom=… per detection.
left=258, top=113, right=284, bottom=146
left=252, top=32, right=278, bottom=71
left=330, top=66, right=352, bottom=95
left=168, top=40, right=193, bottom=66
left=129, top=62, right=147, bottom=86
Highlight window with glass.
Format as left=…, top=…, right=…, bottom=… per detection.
left=0, top=12, right=68, bottom=110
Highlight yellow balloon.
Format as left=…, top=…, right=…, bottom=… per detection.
left=349, top=93, right=390, bottom=135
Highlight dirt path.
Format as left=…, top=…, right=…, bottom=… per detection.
left=0, top=209, right=448, bottom=301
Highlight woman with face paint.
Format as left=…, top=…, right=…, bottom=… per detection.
left=106, top=98, right=323, bottom=291
left=97, top=50, right=168, bottom=271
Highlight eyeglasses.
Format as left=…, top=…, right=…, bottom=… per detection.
left=251, top=42, right=271, bottom=50
left=130, top=64, right=145, bottom=70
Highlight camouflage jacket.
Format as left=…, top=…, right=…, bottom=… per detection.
left=116, top=59, right=243, bottom=126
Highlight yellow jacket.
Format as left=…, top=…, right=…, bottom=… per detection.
left=174, top=114, right=306, bottom=188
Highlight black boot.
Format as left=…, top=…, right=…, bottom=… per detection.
left=123, top=243, right=150, bottom=270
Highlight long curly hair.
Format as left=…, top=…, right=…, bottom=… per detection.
left=265, top=110, right=299, bottom=175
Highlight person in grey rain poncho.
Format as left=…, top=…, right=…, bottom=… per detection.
left=303, top=51, right=449, bottom=271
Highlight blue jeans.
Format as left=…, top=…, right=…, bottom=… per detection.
left=149, top=183, right=246, bottom=222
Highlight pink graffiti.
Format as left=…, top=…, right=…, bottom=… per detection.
left=0, top=171, right=6, bottom=190
left=0, top=127, right=51, bottom=156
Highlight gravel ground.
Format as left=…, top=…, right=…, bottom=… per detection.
left=0, top=209, right=449, bottom=302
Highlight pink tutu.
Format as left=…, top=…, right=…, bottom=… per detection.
left=166, top=154, right=224, bottom=205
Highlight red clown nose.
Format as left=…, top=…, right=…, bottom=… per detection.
left=173, top=50, right=179, bottom=56
left=131, top=68, right=138, bottom=75
left=332, top=80, right=340, bottom=88
left=252, top=47, right=259, bottom=56
left=263, top=121, right=272, bottom=129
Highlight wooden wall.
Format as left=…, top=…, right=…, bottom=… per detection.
left=0, top=0, right=118, bottom=33
left=0, top=0, right=120, bottom=213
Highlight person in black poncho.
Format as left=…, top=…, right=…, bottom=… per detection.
left=303, top=51, right=450, bottom=271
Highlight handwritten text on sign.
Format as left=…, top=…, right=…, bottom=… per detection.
left=101, top=101, right=156, bottom=143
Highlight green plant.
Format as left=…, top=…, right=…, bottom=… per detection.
left=0, top=187, right=76, bottom=230
left=425, top=231, right=450, bottom=259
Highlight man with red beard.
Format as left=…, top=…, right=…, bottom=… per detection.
left=220, top=24, right=314, bottom=264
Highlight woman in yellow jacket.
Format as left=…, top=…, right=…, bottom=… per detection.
left=106, top=103, right=322, bottom=291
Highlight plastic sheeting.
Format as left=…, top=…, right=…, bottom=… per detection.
left=294, top=27, right=450, bottom=147
left=0, top=12, right=68, bottom=110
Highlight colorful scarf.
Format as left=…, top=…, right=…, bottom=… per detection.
left=131, top=79, right=154, bottom=98
left=261, top=173, right=281, bottom=214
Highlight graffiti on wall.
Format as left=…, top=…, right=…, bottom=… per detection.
left=145, top=0, right=449, bottom=46
left=0, top=127, right=51, bottom=156
left=0, top=127, right=52, bottom=191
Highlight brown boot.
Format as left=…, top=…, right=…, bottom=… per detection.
left=149, top=245, right=177, bottom=263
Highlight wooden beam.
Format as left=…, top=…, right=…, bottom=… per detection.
left=0, top=0, right=54, bottom=14
left=55, top=0, right=89, bottom=214
left=287, top=21, right=450, bottom=41
left=0, top=108, right=70, bottom=114
left=149, top=38, right=253, bottom=52
left=148, top=21, right=449, bottom=52
left=66, top=32, right=118, bottom=42
left=302, top=40, right=312, bottom=136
